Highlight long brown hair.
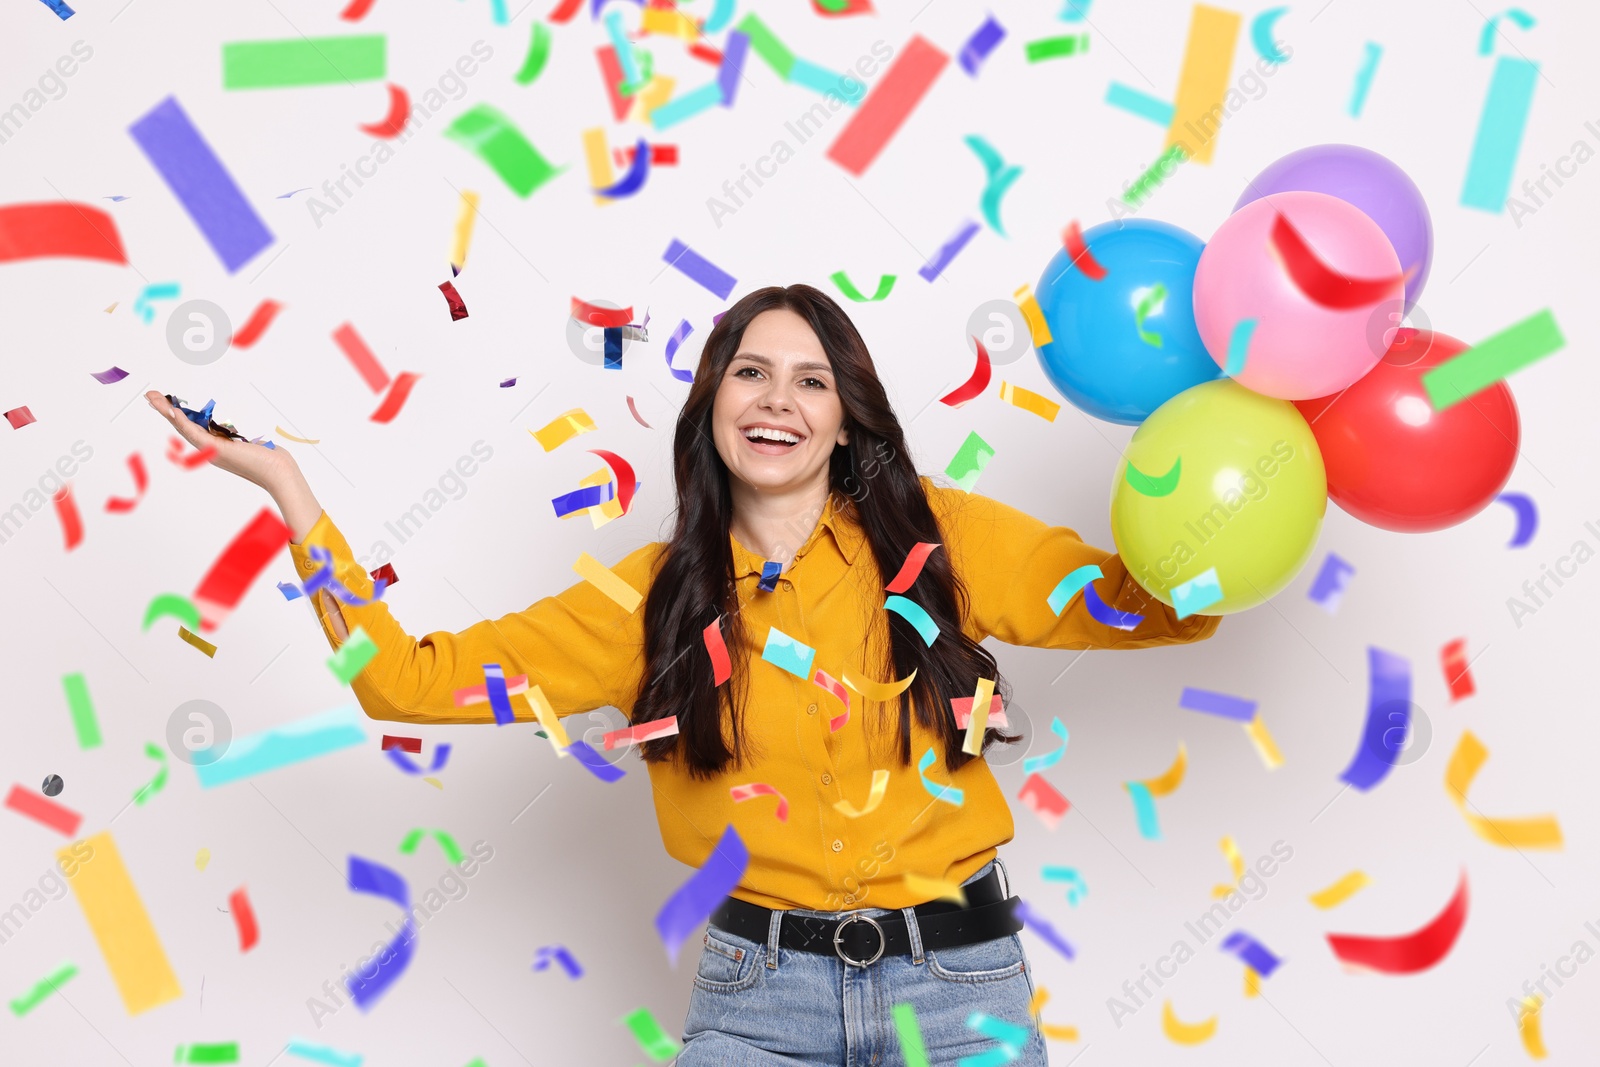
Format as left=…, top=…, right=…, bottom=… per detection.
left=632, top=284, right=1019, bottom=780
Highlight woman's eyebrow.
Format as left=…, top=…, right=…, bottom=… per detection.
left=734, top=352, right=834, bottom=374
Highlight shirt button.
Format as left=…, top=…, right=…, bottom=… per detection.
left=843, top=894, right=855, bottom=905
left=301, top=558, right=318, bottom=572
left=821, top=773, right=832, bottom=785
left=831, top=839, right=843, bottom=852
left=782, top=580, right=792, bottom=590
left=806, top=703, right=818, bottom=715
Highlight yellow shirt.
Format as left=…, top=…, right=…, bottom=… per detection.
left=290, top=474, right=1219, bottom=911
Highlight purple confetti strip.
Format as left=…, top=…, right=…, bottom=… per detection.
left=566, top=739, right=627, bottom=783
left=482, top=663, right=514, bottom=725
left=1337, top=646, right=1412, bottom=792
left=499, top=377, right=518, bottom=387
left=1081, top=580, right=1144, bottom=630
left=127, top=95, right=275, bottom=274
left=90, top=366, right=129, bottom=385
left=662, top=238, right=736, bottom=299
left=1307, top=552, right=1355, bottom=614
left=343, top=856, right=416, bottom=1010
left=1178, top=687, right=1257, bottom=722
left=663, top=318, right=695, bottom=383
left=958, top=14, right=1006, bottom=76
left=758, top=560, right=781, bottom=592
left=39, top=0, right=76, bottom=19
left=719, top=30, right=749, bottom=105
left=1014, top=898, right=1075, bottom=960
left=302, top=545, right=388, bottom=605
left=532, top=944, right=584, bottom=978
left=1220, top=930, right=1282, bottom=977
left=386, top=744, right=451, bottom=775
left=595, top=137, right=651, bottom=198
left=551, top=481, right=615, bottom=518
left=655, top=824, right=749, bottom=967
left=918, top=219, right=981, bottom=282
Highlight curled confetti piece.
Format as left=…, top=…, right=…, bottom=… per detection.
left=834, top=769, right=890, bottom=818
left=1517, top=994, right=1548, bottom=1058
left=654, top=825, right=749, bottom=967
left=9, top=963, right=79, bottom=1017
left=273, top=426, right=321, bottom=444
left=730, top=782, right=789, bottom=822
left=813, top=669, right=850, bottom=731
left=344, top=856, right=415, bottom=1010
left=1061, top=220, right=1107, bottom=280
left=1133, top=283, right=1168, bottom=347
left=917, top=747, right=964, bottom=806
left=1308, top=870, right=1370, bottom=909
left=1041, top=866, right=1086, bottom=905
left=1495, top=491, right=1537, bottom=546
left=1022, top=717, right=1069, bottom=775
left=359, top=82, right=410, bottom=138
left=105, top=454, right=149, bottom=513
left=1081, top=581, right=1144, bottom=630
left=387, top=745, right=451, bottom=776
left=1270, top=210, right=1405, bottom=310
left=885, top=542, right=940, bottom=593
left=1338, top=647, right=1412, bottom=792
left=398, top=828, right=464, bottom=864
left=133, top=742, right=169, bottom=805
left=369, top=372, right=421, bottom=424
left=884, top=595, right=939, bottom=646
left=587, top=448, right=637, bottom=515
left=830, top=270, right=896, bottom=302
left=232, top=299, right=282, bottom=348
left=1162, top=1001, right=1217, bottom=1045
left=1210, top=836, right=1245, bottom=898
left=143, top=593, right=201, bottom=632
left=1325, top=869, right=1469, bottom=974
left=626, top=395, right=652, bottom=427
left=939, top=337, right=991, bottom=407
left=1124, top=457, right=1180, bottom=497
left=514, top=21, right=553, bottom=84
left=844, top=667, right=917, bottom=702
left=1046, top=564, right=1101, bottom=617
left=532, top=944, right=583, bottom=978
left=1250, top=6, right=1290, bottom=63
left=438, top=280, right=469, bottom=320
left=1445, top=730, right=1562, bottom=848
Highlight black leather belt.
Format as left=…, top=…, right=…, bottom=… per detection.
left=708, top=867, right=1023, bottom=967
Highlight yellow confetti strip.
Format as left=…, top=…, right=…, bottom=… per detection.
left=1518, top=994, right=1548, bottom=1058
left=450, top=190, right=479, bottom=271
left=530, top=407, right=597, bottom=451
left=642, top=5, right=698, bottom=40
left=1244, top=966, right=1259, bottom=998
left=1164, top=3, right=1242, bottom=166
left=572, top=552, right=643, bottom=613
left=273, top=426, right=321, bottom=444
left=1446, top=730, right=1563, bottom=849
left=61, top=831, right=182, bottom=1016
left=835, top=769, right=890, bottom=817
left=1308, top=870, right=1370, bottom=909
left=105, top=302, right=118, bottom=313
left=902, top=872, right=967, bottom=905
left=177, top=625, right=217, bottom=658
left=843, top=668, right=918, bottom=702
left=1013, top=284, right=1053, bottom=347
left=961, top=676, right=995, bottom=755
left=998, top=381, right=1061, bottom=421
left=1029, top=987, right=1080, bottom=1041
left=1143, top=742, right=1187, bottom=796
left=1162, top=1000, right=1217, bottom=1045
left=632, top=75, right=676, bottom=122
left=194, top=848, right=210, bottom=872
left=580, top=466, right=625, bottom=528
left=581, top=127, right=615, bottom=205
left=527, top=685, right=571, bottom=757
left=1211, top=835, right=1245, bottom=898
left=422, top=777, right=444, bottom=790
left=1243, top=714, right=1283, bottom=769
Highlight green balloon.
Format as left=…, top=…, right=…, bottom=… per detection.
left=1111, top=379, right=1326, bottom=615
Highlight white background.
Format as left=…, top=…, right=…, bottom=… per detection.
left=2, top=0, right=1597, bottom=1063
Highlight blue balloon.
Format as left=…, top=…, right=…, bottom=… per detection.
left=1034, top=219, right=1221, bottom=425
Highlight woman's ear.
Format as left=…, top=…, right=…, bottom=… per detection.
left=838, top=426, right=850, bottom=446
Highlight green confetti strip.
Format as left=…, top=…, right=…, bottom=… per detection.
left=443, top=104, right=565, bottom=198
left=830, top=271, right=896, bottom=302
left=174, top=1042, right=239, bottom=1064
left=892, top=1002, right=931, bottom=1067
left=327, top=626, right=380, bottom=686
left=1124, top=457, right=1181, bottom=497
left=513, top=22, right=553, bottom=86
left=1134, top=283, right=1168, bottom=348
left=944, top=431, right=996, bottom=493
left=735, top=13, right=796, bottom=78
left=1422, top=308, right=1564, bottom=411
left=62, top=672, right=101, bottom=750
left=9, top=963, right=78, bottom=1017
left=398, top=828, right=465, bottom=865
left=222, top=36, right=385, bottom=89
left=134, top=741, right=169, bottom=805
left=623, top=1007, right=682, bottom=1062
left=1025, top=34, right=1089, bottom=62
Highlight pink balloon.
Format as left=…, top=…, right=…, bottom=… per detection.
left=1194, top=190, right=1404, bottom=400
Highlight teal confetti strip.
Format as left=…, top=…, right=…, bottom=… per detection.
left=884, top=595, right=940, bottom=646
left=1047, top=564, right=1102, bottom=616
left=917, top=748, right=965, bottom=806
left=1224, top=318, right=1256, bottom=375
left=760, top=627, right=816, bottom=679
left=1126, top=780, right=1160, bottom=838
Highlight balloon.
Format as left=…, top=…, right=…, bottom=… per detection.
left=1111, top=379, right=1326, bottom=615
left=1293, top=329, right=1520, bottom=533
left=1193, top=191, right=1402, bottom=401
left=1234, top=144, right=1433, bottom=312
left=1034, top=219, right=1222, bottom=425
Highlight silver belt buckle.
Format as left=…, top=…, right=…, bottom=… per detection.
left=833, top=913, right=886, bottom=967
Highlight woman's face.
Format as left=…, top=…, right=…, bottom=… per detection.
left=712, top=308, right=849, bottom=497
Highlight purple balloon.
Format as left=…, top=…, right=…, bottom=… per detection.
left=1233, top=144, right=1433, bottom=312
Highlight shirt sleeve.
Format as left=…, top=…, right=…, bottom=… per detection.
left=925, top=479, right=1221, bottom=651
left=288, top=510, right=656, bottom=726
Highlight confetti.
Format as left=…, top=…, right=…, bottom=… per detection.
left=654, top=825, right=749, bottom=966
left=703, top=616, right=733, bottom=685
left=1243, top=714, right=1284, bottom=769
left=443, top=104, right=564, bottom=197
left=0, top=202, right=126, bottom=264
left=344, top=856, right=416, bottom=1009
left=195, top=705, right=367, bottom=789
left=885, top=542, right=940, bottom=593
left=1307, top=552, right=1356, bottom=613
left=192, top=508, right=292, bottom=631
left=1125, top=458, right=1181, bottom=497
left=1440, top=638, right=1477, bottom=702
left=884, top=595, right=939, bottom=646
left=195, top=848, right=211, bottom=871
left=1270, top=210, right=1405, bottom=309
left=1338, top=647, right=1411, bottom=792
left=1061, top=219, right=1108, bottom=280
left=918, top=218, right=981, bottom=282
left=61, top=831, right=182, bottom=1014
left=1517, top=994, right=1548, bottom=1058
left=761, top=626, right=817, bottom=679
left=960, top=675, right=995, bottom=756
left=9, top=963, right=79, bottom=1017
left=939, top=337, right=992, bottom=407
left=1348, top=41, right=1382, bottom=117
left=52, top=484, right=83, bottom=550
left=944, top=430, right=995, bottom=492
left=1025, top=34, right=1088, bottom=61
left=133, top=741, right=170, bottom=804
left=1423, top=309, right=1563, bottom=411
left=1250, top=6, right=1290, bottom=62
left=1308, top=870, right=1370, bottom=909
left=815, top=669, right=851, bottom=731
left=174, top=1043, right=238, bottom=1063
left=386, top=744, right=451, bottom=775
left=661, top=238, right=736, bottom=299
left=530, top=407, right=596, bottom=451
left=284, top=1041, right=364, bottom=1067
left=91, top=365, right=130, bottom=384
left=917, top=747, right=964, bottom=806
left=952, top=694, right=1006, bottom=730
left=1134, top=283, right=1169, bottom=347
left=1224, top=317, right=1256, bottom=375
left=1046, top=564, right=1100, bottom=617
left=1164, top=3, right=1241, bottom=165
left=1105, top=81, right=1174, bottom=126
left=1495, top=491, right=1537, bottom=546
left=730, top=782, right=789, bottom=822
left=438, top=280, right=469, bottom=320
left=1461, top=56, right=1538, bottom=212
left=144, top=592, right=202, bottom=632
left=1325, top=869, right=1469, bottom=974
left=369, top=372, right=421, bottom=424
left=903, top=873, right=966, bottom=905
left=4, top=405, right=37, bottom=429
left=830, top=270, right=896, bottom=302
left=827, top=35, right=948, bottom=176
left=398, top=828, right=465, bottom=864
left=1445, top=730, right=1562, bottom=848
left=623, top=1006, right=683, bottom=1062
left=1221, top=929, right=1281, bottom=977
left=1162, top=1000, right=1217, bottom=1044
left=1042, top=866, right=1086, bottom=905
left=893, top=1002, right=932, bottom=1067
left=1017, top=773, right=1069, bottom=830
left=997, top=381, right=1059, bottom=421
left=479, top=663, right=515, bottom=725
left=602, top=717, right=679, bottom=749
left=229, top=887, right=259, bottom=951
left=358, top=82, right=410, bottom=138
left=61, top=672, right=101, bottom=750
left=531, top=945, right=583, bottom=979
left=834, top=769, right=890, bottom=817
left=178, top=625, right=218, bottom=657
left=1180, top=687, right=1257, bottom=722
left=1023, top=717, right=1070, bottom=775
left=222, top=34, right=385, bottom=87
left=1081, top=581, right=1144, bottom=630
left=1171, top=567, right=1223, bottom=618
left=958, top=14, right=1006, bottom=76
left=1014, top=897, right=1074, bottom=960
left=6, top=784, right=82, bottom=837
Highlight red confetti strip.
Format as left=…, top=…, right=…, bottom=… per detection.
left=232, top=300, right=283, bottom=348
left=332, top=322, right=392, bottom=393
left=1017, top=773, right=1069, bottom=830
left=0, top=203, right=127, bottom=264
left=1062, top=220, right=1107, bottom=280
left=439, top=280, right=469, bottom=321
left=453, top=673, right=528, bottom=707
left=340, top=0, right=376, bottom=19
left=192, top=508, right=292, bottom=632
left=603, top=716, right=679, bottom=749
left=370, top=562, right=398, bottom=587
left=358, top=83, right=410, bottom=138
left=813, top=0, right=874, bottom=14
left=5, top=406, right=37, bottom=429
left=4, top=784, right=83, bottom=837
left=1441, top=638, right=1476, bottom=702
left=570, top=298, right=635, bottom=328
left=1326, top=869, right=1469, bottom=975
left=730, top=782, right=788, bottom=821
left=614, top=144, right=678, bottom=167
left=381, top=735, right=422, bottom=753
left=229, top=886, right=259, bottom=951
left=885, top=541, right=941, bottom=593
left=168, top=436, right=218, bottom=469
left=596, top=46, right=636, bottom=121
left=53, top=484, right=83, bottom=550
left=370, top=372, right=421, bottom=424
left=703, top=616, right=732, bottom=686
left=105, top=454, right=149, bottom=513
left=1269, top=210, right=1405, bottom=310
left=813, top=669, right=850, bottom=731
left=688, top=41, right=724, bottom=65
left=626, top=395, right=652, bottom=428
left=548, top=0, right=583, bottom=22
left=951, top=693, right=1007, bottom=729
left=827, top=35, right=949, bottom=176
left=939, top=337, right=992, bottom=407
left=588, top=448, right=636, bottom=514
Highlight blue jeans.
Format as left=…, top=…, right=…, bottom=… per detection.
left=676, top=858, right=1049, bottom=1066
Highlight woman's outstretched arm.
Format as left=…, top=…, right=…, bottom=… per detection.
left=149, top=391, right=652, bottom=725
left=925, top=477, right=1221, bottom=650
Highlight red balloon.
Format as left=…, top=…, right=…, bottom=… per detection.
left=1293, top=329, right=1519, bottom=533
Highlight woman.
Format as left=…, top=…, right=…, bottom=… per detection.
left=148, top=283, right=1219, bottom=1064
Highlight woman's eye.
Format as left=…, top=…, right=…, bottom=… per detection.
left=804, top=378, right=826, bottom=389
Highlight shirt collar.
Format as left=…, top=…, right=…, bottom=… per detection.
left=730, top=491, right=865, bottom=578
